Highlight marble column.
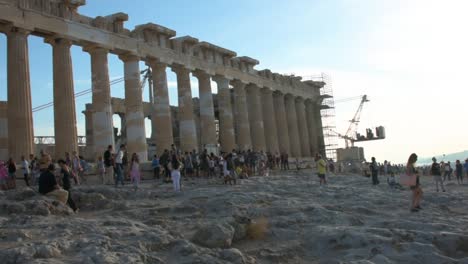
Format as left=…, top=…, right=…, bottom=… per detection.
left=49, top=38, right=78, bottom=158
left=119, top=54, right=148, bottom=161
left=83, top=105, right=94, bottom=149
left=231, top=80, right=251, bottom=151
left=172, top=65, right=198, bottom=152
left=285, top=94, right=301, bottom=157
left=305, top=99, right=318, bottom=155
left=193, top=70, right=217, bottom=149
left=148, top=61, right=173, bottom=154
left=261, top=88, right=279, bottom=154
left=0, top=102, right=8, bottom=161
left=118, top=113, right=127, bottom=142
left=295, top=97, right=311, bottom=157
left=86, top=46, right=114, bottom=154
left=246, top=84, right=266, bottom=152
left=213, top=75, right=235, bottom=153
left=7, top=28, right=34, bottom=161
left=273, top=92, right=290, bottom=155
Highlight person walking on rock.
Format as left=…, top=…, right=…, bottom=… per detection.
left=316, top=155, right=327, bottom=185
left=407, top=153, right=423, bottom=212
left=115, top=144, right=125, bottom=187
left=103, top=145, right=114, bottom=185
left=130, top=153, right=141, bottom=190
left=455, top=160, right=463, bottom=185
left=21, top=155, right=30, bottom=187
left=171, top=154, right=182, bottom=192
left=151, top=154, right=160, bottom=180
left=370, top=157, right=379, bottom=185
left=431, top=157, right=445, bottom=192
left=57, top=160, right=78, bottom=212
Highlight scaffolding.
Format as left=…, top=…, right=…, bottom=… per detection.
left=302, top=73, right=339, bottom=160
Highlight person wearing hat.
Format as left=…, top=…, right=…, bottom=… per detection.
left=430, top=157, right=445, bottom=192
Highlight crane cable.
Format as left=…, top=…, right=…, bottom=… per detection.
left=32, top=68, right=150, bottom=113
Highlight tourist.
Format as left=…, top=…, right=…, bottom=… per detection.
left=370, top=157, right=379, bottom=185
left=115, top=144, right=125, bottom=187
left=160, top=149, right=170, bottom=183
left=78, top=156, right=88, bottom=184
left=383, top=160, right=388, bottom=177
left=103, top=145, right=114, bottom=185
left=224, top=153, right=236, bottom=185
left=130, top=153, right=141, bottom=190
left=38, top=164, right=68, bottom=204
left=29, top=154, right=40, bottom=186
left=0, top=161, right=8, bottom=190
left=57, top=160, right=78, bottom=212
left=151, top=154, right=160, bottom=180
left=191, top=149, right=199, bottom=178
left=65, top=152, right=71, bottom=167
left=316, top=154, right=327, bottom=185
left=7, top=158, right=17, bottom=189
left=71, top=151, right=82, bottom=185
left=407, top=153, right=423, bottom=212
left=464, top=159, right=468, bottom=179
left=21, top=155, right=30, bottom=187
left=199, top=149, right=209, bottom=178
left=171, top=154, right=182, bottom=192
left=443, top=161, right=452, bottom=181
left=184, top=152, right=194, bottom=180
left=39, top=150, right=51, bottom=172
left=431, top=157, right=445, bottom=192
left=455, top=160, right=463, bottom=185
left=96, top=156, right=105, bottom=184
left=208, top=153, right=216, bottom=178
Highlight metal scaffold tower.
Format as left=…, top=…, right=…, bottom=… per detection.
left=303, top=73, right=339, bottom=160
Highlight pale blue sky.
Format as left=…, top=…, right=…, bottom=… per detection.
left=0, top=0, right=466, bottom=162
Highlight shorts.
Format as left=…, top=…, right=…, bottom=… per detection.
left=318, top=173, right=325, bottom=179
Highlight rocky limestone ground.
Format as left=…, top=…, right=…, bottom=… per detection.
left=1, top=170, right=468, bottom=264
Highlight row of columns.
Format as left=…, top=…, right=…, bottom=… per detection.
left=4, top=26, right=322, bottom=162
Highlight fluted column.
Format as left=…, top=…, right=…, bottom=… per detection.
left=86, top=46, right=114, bottom=154
left=295, top=97, right=311, bottom=157
left=213, top=75, right=235, bottom=152
left=305, top=99, right=318, bottom=155
left=48, top=38, right=78, bottom=158
left=232, top=80, right=251, bottom=151
left=273, top=92, right=290, bottom=155
left=118, top=113, right=127, bottom=142
left=7, top=27, right=34, bottom=161
left=285, top=94, right=301, bottom=157
left=172, top=65, right=198, bottom=152
left=261, top=88, right=279, bottom=154
left=193, top=70, right=217, bottom=148
left=148, top=60, right=173, bottom=154
left=119, top=54, right=148, bottom=161
left=246, top=84, right=266, bottom=152
left=83, top=104, right=94, bottom=149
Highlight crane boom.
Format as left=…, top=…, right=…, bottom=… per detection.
left=344, top=95, right=369, bottom=148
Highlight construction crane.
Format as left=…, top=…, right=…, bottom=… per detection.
left=334, top=94, right=385, bottom=148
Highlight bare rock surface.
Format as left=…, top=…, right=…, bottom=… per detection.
left=1, top=171, right=468, bottom=263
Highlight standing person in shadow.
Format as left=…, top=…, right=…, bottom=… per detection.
left=407, top=153, right=423, bottom=212
left=57, top=160, right=78, bottom=212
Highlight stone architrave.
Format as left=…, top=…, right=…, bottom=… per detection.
left=273, top=92, right=290, bottom=155
left=172, top=65, right=198, bottom=152
left=231, top=80, right=251, bottom=151
left=85, top=46, right=114, bottom=155
left=261, top=88, right=279, bottom=154
left=305, top=99, right=318, bottom=155
left=7, top=27, right=34, bottom=161
left=295, top=97, right=311, bottom=157
left=193, top=70, right=217, bottom=149
left=48, top=38, right=78, bottom=158
left=285, top=94, right=301, bottom=157
left=148, top=60, right=173, bottom=154
left=119, top=54, right=148, bottom=161
left=213, top=75, right=235, bottom=153
left=246, top=84, right=266, bottom=152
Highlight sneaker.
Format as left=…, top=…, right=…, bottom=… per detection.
left=411, top=208, right=419, bottom=212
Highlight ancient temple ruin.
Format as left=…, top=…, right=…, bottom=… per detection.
left=0, top=0, right=325, bottom=161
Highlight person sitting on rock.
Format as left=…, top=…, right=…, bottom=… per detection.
left=57, top=160, right=78, bottom=212
left=38, top=164, right=69, bottom=205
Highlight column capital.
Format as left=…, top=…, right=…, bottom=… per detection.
left=44, top=37, right=73, bottom=48
left=4, top=26, right=30, bottom=37
left=83, top=44, right=108, bottom=54
left=118, top=53, right=140, bottom=62
left=192, top=69, right=212, bottom=80
left=212, top=75, right=232, bottom=84
left=146, top=58, right=167, bottom=70
left=231, top=79, right=247, bottom=88
left=171, top=63, right=191, bottom=75
left=245, top=83, right=260, bottom=92
left=295, top=96, right=305, bottom=103
left=261, top=87, right=273, bottom=95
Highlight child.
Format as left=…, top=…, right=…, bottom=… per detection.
left=130, top=153, right=140, bottom=190
left=96, top=156, right=105, bottom=184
